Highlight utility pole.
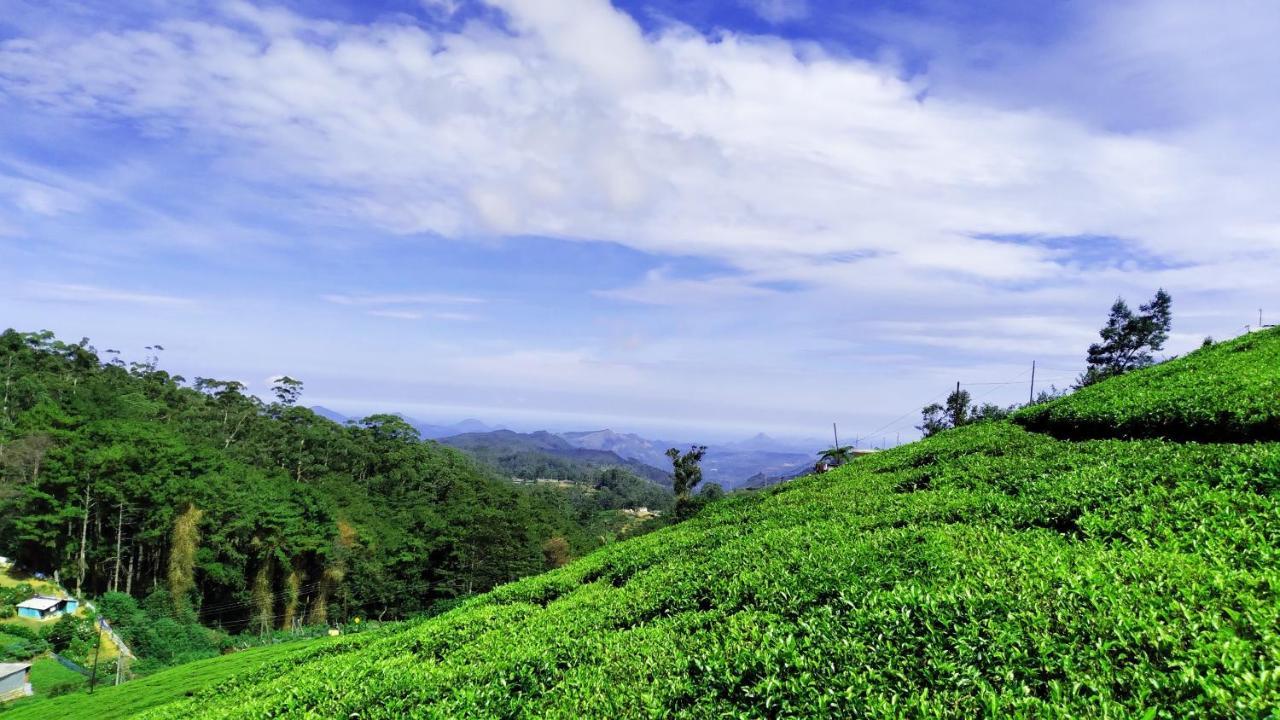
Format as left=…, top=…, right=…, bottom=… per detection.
left=88, top=622, right=103, bottom=693
left=832, top=422, right=839, bottom=449
left=1029, top=360, right=1037, bottom=404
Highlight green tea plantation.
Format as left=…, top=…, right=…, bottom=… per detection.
left=7, top=329, right=1280, bottom=718
left=1015, top=327, right=1280, bottom=441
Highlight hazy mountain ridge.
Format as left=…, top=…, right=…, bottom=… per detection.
left=557, top=429, right=821, bottom=489
left=311, top=410, right=824, bottom=489
left=439, top=429, right=673, bottom=486
left=309, top=407, right=503, bottom=440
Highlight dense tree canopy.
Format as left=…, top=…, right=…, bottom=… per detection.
left=0, top=329, right=608, bottom=648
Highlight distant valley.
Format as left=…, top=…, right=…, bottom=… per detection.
left=310, top=408, right=823, bottom=488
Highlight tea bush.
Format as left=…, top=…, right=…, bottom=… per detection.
left=1016, top=327, right=1280, bottom=441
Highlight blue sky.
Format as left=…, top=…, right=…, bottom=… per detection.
left=2, top=0, right=1278, bottom=442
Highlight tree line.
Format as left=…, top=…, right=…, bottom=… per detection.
left=0, top=329, right=607, bottom=648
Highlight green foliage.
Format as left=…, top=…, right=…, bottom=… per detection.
left=8, top=318, right=1280, bottom=718
left=816, top=445, right=854, bottom=469
left=97, top=591, right=225, bottom=672
left=0, top=583, right=34, bottom=619
left=39, top=613, right=95, bottom=655
left=26, top=656, right=86, bottom=698
left=0, top=640, right=329, bottom=719
left=0, top=328, right=606, bottom=674
left=1016, top=327, right=1280, bottom=440
left=15, top=415, right=1280, bottom=718
left=0, top=629, right=49, bottom=661
left=666, top=445, right=708, bottom=520
left=919, top=388, right=1015, bottom=437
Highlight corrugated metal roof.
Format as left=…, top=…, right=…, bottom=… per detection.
left=15, top=596, right=62, bottom=611
left=0, top=663, right=31, bottom=677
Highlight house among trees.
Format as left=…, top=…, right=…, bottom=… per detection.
left=15, top=595, right=79, bottom=621
left=0, top=663, right=32, bottom=702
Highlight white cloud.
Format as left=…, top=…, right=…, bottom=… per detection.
left=2, top=0, right=1279, bottom=436
left=430, top=311, right=479, bottom=322
left=323, top=292, right=483, bottom=306
left=367, top=309, right=424, bottom=320
left=420, top=0, right=462, bottom=18
left=20, top=282, right=193, bottom=306
left=595, top=267, right=783, bottom=305
left=2, top=0, right=1252, bottom=285
left=741, top=0, right=809, bottom=24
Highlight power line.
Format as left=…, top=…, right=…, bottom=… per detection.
left=104, top=582, right=328, bottom=626
left=859, top=387, right=953, bottom=444
left=858, top=365, right=1039, bottom=447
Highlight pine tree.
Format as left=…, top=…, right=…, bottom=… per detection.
left=1079, top=289, right=1172, bottom=386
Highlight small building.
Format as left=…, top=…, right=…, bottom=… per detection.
left=0, top=663, right=32, bottom=702
left=15, top=595, right=77, bottom=620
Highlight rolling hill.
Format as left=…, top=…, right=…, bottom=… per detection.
left=15, top=327, right=1280, bottom=718
left=439, top=430, right=673, bottom=486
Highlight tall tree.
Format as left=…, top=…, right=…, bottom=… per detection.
left=666, top=445, right=707, bottom=520
left=918, top=388, right=973, bottom=438
left=1079, top=289, right=1172, bottom=386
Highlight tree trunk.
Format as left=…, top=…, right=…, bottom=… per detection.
left=125, top=544, right=136, bottom=596
left=76, top=483, right=92, bottom=597
left=111, top=503, right=125, bottom=593
left=224, top=413, right=247, bottom=449
left=1, top=354, right=11, bottom=423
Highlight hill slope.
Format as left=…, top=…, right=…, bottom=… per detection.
left=11, top=332, right=1280, bottom=718
left=1015, top=327, right=1280, bottom=441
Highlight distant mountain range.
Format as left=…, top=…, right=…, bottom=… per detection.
left=558, top=429, right=671, bottom=468
left=310, top=407, right=826, bottom=489
left=439, top=429, right=672, bottom=486
left=311, top=407, right=502, bottom=439
left=557, top=429, right=822, bottom=489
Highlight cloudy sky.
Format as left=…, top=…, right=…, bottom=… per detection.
left=1, top=0, right=1277, bottom=442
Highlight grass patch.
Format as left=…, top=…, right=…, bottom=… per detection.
left=27, top=656, right=86, bottom=697
left=0, top=641, right=335, bottom=720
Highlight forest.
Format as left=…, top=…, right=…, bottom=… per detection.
left=0, top=329, right=663, bottom=657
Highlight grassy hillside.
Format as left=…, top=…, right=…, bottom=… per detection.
left=7, top=333, right=1280, bottom=718
left=1015, top=327, right=1280, bottom=441
left=1, top=641, right=332, bottom=719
